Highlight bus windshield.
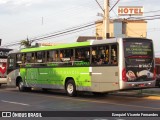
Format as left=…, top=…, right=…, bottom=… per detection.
left=123, top=39, right=154, bottom=82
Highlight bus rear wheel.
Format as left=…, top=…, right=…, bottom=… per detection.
left=65, top=80, right=77, bottom=97
left=18, top=81, right=25, bottom=92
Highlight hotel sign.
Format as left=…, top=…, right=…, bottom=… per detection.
left=118, top=6, right=143, bottom=16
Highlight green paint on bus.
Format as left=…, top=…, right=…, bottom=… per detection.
left=20, top=67, right=91, bottom=87
left=21, top=41, right=90, bottom=52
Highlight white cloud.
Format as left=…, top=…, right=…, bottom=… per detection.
left=0, top=0, right=8, bottom=4
left=0, top=0, right=160, bottom=52
left=0, top=0, right=44, bottom=6
left=0, top=0, right=47, bottom=14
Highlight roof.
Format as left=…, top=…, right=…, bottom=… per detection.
left=21, top=41, right=90, bottom=53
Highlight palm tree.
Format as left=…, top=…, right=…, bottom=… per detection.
left=20, top=39, right=31, bottom=48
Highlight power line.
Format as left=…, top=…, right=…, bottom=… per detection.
left=144, top=10, right=160, bottom=14
left=95, top=0, right=104, bottom=12
left=109, top=0, right=120, bottom=12
left=2, top=22, right=96, bottom=47
left=4, top=1, right=160, bottom=48
left=45, top=25, right=97, bottom=43
left=31, top=23, right=95, bottom=42
left=128, top=14, right=160, bottom=20
left=3, top=21, right=96, bottom=45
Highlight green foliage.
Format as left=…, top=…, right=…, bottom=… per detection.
left=20, top=40, right=31, bottom=48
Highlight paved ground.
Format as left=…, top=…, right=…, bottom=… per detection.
left=0, top=86, right=160, bottom=120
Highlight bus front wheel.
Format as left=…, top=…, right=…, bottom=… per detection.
left=65, top=80, right=77, bottom=97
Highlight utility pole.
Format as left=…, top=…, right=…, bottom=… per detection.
left=104, top=0, right=110, bottom=39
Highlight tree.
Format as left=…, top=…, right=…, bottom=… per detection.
left=20, top=39, right=31, bottom=48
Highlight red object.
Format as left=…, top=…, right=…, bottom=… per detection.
left=0, top=63, right=7, bottom=75
left=122, top=68, right=127, bottom=82
left=155, top=58, right=160, bottom=64
left=153, top=68, right=156, bottom=80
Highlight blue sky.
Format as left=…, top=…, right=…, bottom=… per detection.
left=0, top=0, right=160, bottom=56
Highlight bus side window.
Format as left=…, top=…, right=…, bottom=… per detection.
left=31, top=53, right=35, bottom=63
left=59, top=51, right=63, bottom=61
left=60, top=49, right=73, bottom=62
left=36, top=52, right=43, bottom=63
left=22, top=54, right=26, bottom=64
left=47, top=51, right=53, bottom=62
left=26, top=53, right=32, bottom=63
left=75, top=47, right=90, bottom=63
left=43, top=52, right=46, bottom=62
left=8, top=55, right=14, bottom=68
left=91, top=46, right=109, bottom=65
left=16, top=54, right=22, bottom=67
left=105, top=47, right=109, bottom=64
left=111, top=45, right=118, bottom=65
left=53, top=50, right=58, bottom=62
left=91, top=47, right=97, bottom=64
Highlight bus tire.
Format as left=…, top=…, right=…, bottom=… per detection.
left=42, top=88, right=49, bottom=92
left=92, top=92, right=106, bottom=97
left=65, top=79, right=77, bottom=97
left=25, top=87, right=31, bottom=91
left=18, top=80, right=25, bottom=92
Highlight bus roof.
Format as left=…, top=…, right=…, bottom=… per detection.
left=21, top=41, right=90, bottom=53
left=20, top=38, right=122, bottom=53
left=10, top=37, right=152, bottom=53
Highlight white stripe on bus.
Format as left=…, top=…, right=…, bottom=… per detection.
left=80, top=73, right=89, bottom=74
left=39, top=73, right=48, bottom=75
left=92, top=73, right=102, bottom=75
left=80, top=72, right=102, bottom=75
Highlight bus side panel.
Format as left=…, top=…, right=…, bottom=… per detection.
left=51, top=67, right=91, bottom=88
left=22, top=67, right=91, bottom=90
left=7, top=69, right=20, bottom=87
left=24, top=68, right=39, bottom=87
left=91, top=66, right=119, bottom=92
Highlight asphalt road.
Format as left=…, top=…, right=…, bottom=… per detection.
left=0, top=86, right=160, bottom=120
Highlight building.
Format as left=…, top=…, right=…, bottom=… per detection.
left=95, top=19, right=147, bottom=38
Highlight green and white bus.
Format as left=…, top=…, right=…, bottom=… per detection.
left=7, top=38, right=156, bottom=96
